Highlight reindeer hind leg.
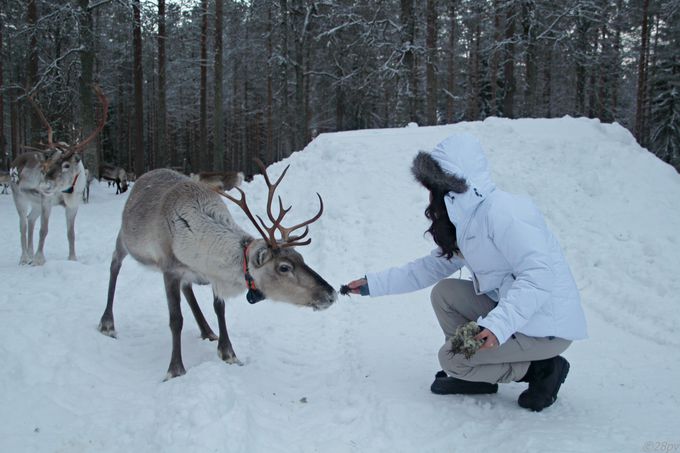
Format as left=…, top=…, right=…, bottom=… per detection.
left=164, top=273, right=186, bottom=380
left=98, top=233, right=128, bottom=338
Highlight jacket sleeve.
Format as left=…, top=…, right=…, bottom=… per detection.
left=366, top=249, right=465, bottom=297
left=478, top=207, right=556, bottom=345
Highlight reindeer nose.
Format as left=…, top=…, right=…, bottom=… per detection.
left=313, top=290, right=337, bottom=311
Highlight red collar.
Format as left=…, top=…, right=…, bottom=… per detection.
left=62, top=172, right=80, bottom=194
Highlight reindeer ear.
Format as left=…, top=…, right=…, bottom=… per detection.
left=252, top=245, right=271, bottom=268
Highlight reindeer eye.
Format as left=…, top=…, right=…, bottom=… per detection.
left=278, top=263, right=293, bottom=273
left=62, top=163, right=71, bottom=170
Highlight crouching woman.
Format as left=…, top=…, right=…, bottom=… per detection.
left=345, top=133, right=587, bottom=412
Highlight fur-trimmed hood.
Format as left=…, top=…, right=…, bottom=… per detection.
left=412, top=133, right=496, bottom=228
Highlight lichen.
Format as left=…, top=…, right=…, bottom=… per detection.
left=449, top=321, right=484, bottom=359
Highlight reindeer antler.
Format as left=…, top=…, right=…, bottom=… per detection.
left=27, top=94, right=56, bottom=149
left=215, top=158, right=324, bottom=249
left=25, top=85, right=108, bottom=159
left=65, top=85, right=109, bottom=158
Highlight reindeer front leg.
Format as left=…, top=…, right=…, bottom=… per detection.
left=33, top=202, right=52, bottom=266
left=182, top=284, right=218, bottom=340
left=14, top=199, right=33, bottom=264
left=65, top=206, right=78, bottom=261
left=213, top=295, right=240, bottom=365
left=164, top=273, right=186, bottom=380
left=26, top=207, right=40, bottom=256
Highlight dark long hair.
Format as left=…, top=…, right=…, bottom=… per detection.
left=425, top=189, right=460, bottom=259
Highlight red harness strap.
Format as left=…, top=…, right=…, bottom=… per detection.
left=243, top=241, right=257, bottom=291
left=62, top=172, right=80, bottom=194
left=243, top=241, right=266, bottom=304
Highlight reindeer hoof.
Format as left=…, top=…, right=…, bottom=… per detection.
left=32, top=254, right=46, bottom=266
left=218, top=349, right=242, bottom=365
left=164, top=365, right=187, bottom=381
left=98, top=321, right=117, bottom=338
left=68, top=254, right=77, bottom=261
left=202, top=332, right=219, bottom=341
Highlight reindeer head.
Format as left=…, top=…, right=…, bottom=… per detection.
left=245, top=240, right=336, bottom=311
left=216, top=158, right=337, bottom=311
left=26, top=86, right=108, bottom=196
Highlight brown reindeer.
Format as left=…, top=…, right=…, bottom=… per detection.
left=9, top=87, right=108, bottom=265
left=98, top=158, right=336, bottom=379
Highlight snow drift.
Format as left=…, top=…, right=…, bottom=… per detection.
left=1, top=117, right=678, bottom=453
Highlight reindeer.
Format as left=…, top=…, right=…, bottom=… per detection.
left=82, top=168, right=94, bottom=203
left=0, top=171, right=10, bottom=194
left=99, top=163, right=129, bottom=194
left=98, top=158, right=337, bottom=380
left=9, top=87, right=108, bottom=265
left=190, top=170, right=244, bottom=191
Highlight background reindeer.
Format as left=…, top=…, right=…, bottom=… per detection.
left=99, top=163, right=129, bottom=194
left=0, top=171, right=10, bottom=194
left=98, top=159, right=336, bottom=380
left=9, top=87, right=108, bottom=265
left=190, top=170, right=244, bottom=191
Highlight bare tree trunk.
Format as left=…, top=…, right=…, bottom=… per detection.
left=426, top=0, right=438, bottom=125
left=199, top=0, right=208, bottom=170
left=489, top=0, right=501, bottom=117
left=586, top=30, right=599, bottom=118
left=266, top=3, right=274, bottom=163
left=543, top=45, right=552, bottom=117
left=76, top=0, right=98, bottom=175
left=401, top=0, right=416, bottom=123
left=292, top=1, right=307, bottom=151
left=522, top=0, right=537, bottom=117
left=634, top=0, right=649, bottom=143
left=116, top=76, right=127, bottom=170
left=214, top=0, right=224, bottom=170
left=0, top=20, right=5, bottom=169
left=612, top=0, right=623, bottom=119
left=280, top=0, right=290, bottom=157
left=645, top=14, right=660, bottom=145
left=502, top=3, right=516, bottom=118
left=132, top=0, right=144, bottom=177
left=446, top=0, right=458, bottom=123
left=27, top=0, right=40, bottom=143
left=158, top=0, right=168, bottom=167
left=466, top=6, right=481, bottom=120
left=11, top=98, right=19, bottom=164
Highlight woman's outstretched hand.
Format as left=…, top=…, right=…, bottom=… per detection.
left=340, top=278, right=370, bottom=296
left=474, top=328, right=499, bottom=350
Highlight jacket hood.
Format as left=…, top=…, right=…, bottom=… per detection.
left=411, top=133, right=496, bottom=228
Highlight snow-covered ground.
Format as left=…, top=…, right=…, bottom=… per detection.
left=1, top=117, right=679, bottom=453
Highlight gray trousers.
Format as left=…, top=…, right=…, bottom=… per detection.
left=431, top=279, right=571, bottom=384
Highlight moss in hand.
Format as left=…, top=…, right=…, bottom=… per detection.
left=449, top=321, right=484, bottom=359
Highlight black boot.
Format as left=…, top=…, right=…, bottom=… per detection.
left=517, top=356, right=570, bottom=412
left=430, top=370, right=498, bottom=395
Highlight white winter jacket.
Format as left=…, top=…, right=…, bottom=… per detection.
left=366, top=134, right=588, bottom=345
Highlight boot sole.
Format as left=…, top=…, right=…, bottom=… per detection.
left=431, top=372, right=498, bottom=395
